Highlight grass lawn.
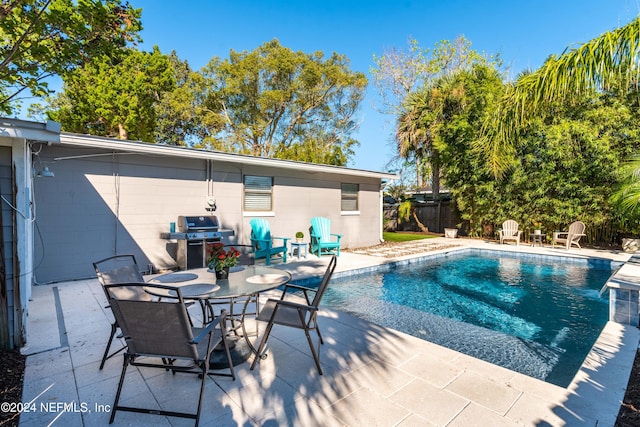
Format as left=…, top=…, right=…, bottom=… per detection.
left=382, top=231, right=439, bottom=242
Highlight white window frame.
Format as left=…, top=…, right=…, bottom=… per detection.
left=243, top=175, right=274, bottom=215
left=341, top=182, right=360, bottom=215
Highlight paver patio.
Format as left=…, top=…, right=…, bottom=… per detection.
left=18, top=238, right=640, bottom=426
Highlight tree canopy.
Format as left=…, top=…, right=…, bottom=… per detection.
left=480, top=16, right=640, bottom=178
left=371, top=36, right=487, bottom=116
left=378, top=30, right=640, bottom=242
left=45, top=39, right=367, bottom=166
left=374, top=36, right=499, bottom=195
left=48, top=46, right=174, bottom=141
left=0, top=0, right=142, bottom=114
left=153, top=51, right=219, bottom=146
left=198, top=39, right=367, bottom=165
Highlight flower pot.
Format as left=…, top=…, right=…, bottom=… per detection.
left=444, top=228, right=458, bottom=238
left=534, top=229, right=541, bottom=235
left=215, top=267, right=230, bottom=280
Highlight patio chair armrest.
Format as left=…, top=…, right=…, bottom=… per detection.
left=554, top=232, right=569, bottom=238
left=269, top=298, right=318, bottom=312
left=283, top=283, right=317, bottom=294
left=251, top=237, right=272, bottom=243
left=282, top=283, right=317, bottom=303
left=191, top=321, right=217, bottom=345
left=273, top=236, right=290, bottom=244
left=191, top=311, right=225, bottom=345
left=251, top=237, right=273, bottom=246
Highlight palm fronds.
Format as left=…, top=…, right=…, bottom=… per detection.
left=481, top=16, right=640, bottom=178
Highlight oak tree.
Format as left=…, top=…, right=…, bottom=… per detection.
left=48, top=46, right=174, bottom=140
left=0, top=0, right=142, bottom=114
left=199, top=39, right=367, bottom=165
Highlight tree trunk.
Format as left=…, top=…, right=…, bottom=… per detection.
left=412, top=209, right=429, bottom=233
left=432, top=152, right=441, bottom=202
left=118, top=123, right=128, bottom=140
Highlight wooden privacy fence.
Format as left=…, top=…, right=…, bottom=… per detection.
left=384, top=201, right=630, bottom=249
left=384, top=200, right=460, bottom=234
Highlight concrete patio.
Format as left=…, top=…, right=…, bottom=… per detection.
left=18, top=238, right=640, bottom=426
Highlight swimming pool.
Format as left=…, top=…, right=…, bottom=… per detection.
left=319, top=249, right=617, bottom=387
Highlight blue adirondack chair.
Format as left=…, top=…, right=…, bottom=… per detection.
left=249, top=218, right=289, bottom=266
left=310, top=217, right=342, bottom=257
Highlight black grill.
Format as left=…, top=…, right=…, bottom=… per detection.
left=177, top=215, right=222, bottom=269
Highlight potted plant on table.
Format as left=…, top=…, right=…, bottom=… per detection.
left=533, top=221, right=542, bottom=235
left=295, top=231, right=304, bottom=242
left=207, top=243, right=240, bottom=280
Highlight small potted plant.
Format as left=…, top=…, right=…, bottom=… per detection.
left=295, top=231, right=304, bottom=242
left=533, top=221, right=542, bottom=235
left=207, top=243, right=240, bottom=279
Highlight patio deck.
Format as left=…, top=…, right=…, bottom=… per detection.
left=18, top=238, right=640, bottom=426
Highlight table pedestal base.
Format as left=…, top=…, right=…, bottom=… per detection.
left=209, top=336, right=254, bottom=369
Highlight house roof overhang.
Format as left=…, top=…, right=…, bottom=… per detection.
left=60, top=132, right=398, bottom=180
left=0, top=118, right=61, bottom=144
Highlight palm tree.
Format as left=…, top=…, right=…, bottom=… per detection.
left=395, top=83, right=449, bottom=233
left=479, top=16, right=640, bottom=178
left=396, top=83, right=446, bottom=201
left=612, top=156, right=640, bottom=214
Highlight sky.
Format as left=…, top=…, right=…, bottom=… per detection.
left=126, top=1, right=640, bottom=172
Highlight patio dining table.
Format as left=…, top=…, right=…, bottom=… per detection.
left=146, top=265, right=292, bottom=367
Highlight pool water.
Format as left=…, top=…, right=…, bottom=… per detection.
left=321, top=250, right=615, bottom=387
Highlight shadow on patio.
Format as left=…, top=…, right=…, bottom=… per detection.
left=19, top=257, right=419, bottom=426
left=18, top=242, right=640, bottom=426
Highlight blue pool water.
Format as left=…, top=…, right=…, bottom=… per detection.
left=320, top=250, right=616, bottom=387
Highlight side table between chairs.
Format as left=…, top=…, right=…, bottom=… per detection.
left=530, top=233, right=546, bottom=247
left=290, top=240, right=308, bottom=260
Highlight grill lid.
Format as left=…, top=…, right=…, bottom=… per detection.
left=178, top=215, right=219, bottom=231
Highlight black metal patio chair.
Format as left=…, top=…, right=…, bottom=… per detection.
left=93, top=254, right=147, bottom=369
left=105, top=283, right=235, bottom=426
left=250, top=255, right=337, bottom=375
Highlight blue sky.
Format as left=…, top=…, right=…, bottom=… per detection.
left=131, top=0, right=639, bottom=172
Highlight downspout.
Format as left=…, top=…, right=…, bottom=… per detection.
left=380, top=176, right=398, bottom=243
left=379, top=188, right=384, bottom=243
left=12, top=164, right=23, bottom=347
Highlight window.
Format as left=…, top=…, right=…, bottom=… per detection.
left=341, top=183, right=359, bottom=211
left=244, top=175, right=273, bottom=211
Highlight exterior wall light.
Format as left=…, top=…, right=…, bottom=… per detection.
left=36, top=166, right=55, bottom=178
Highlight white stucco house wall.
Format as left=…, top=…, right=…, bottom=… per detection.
left=0, top=118, right=395, bottom=348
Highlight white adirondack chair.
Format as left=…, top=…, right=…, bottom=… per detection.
left=499, top=220, right=521, bottom=245
left=553, top=221, right=586, bottom=250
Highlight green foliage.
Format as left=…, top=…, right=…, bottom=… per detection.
left=154, top=51, right=222, bottom=146
left=398, top=200, right=412, bottom=224
left=612, top=156, right=640, bottom=226
left=370, top=35, right=493, bottom=116
left=383, top=231, right=435, bottom=242
left=481, top=16, right=640, bottom=178
left=48, top=47, right=175, bottom=140
left=0, top=0, right=142, bottom=114
left=446, top=75, right=640, bottom=239
left=382, top=36, right=500, bottom=194
left=199, top=39, right=367, bottom=165
left=41, top=38, right=366, bottom=165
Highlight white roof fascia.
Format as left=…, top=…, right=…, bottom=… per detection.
left=0, top=118, right=61, bottom=144
left=60, top=132, right=398, bottom=180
